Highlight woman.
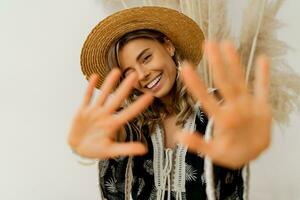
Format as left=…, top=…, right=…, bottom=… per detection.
left=68, top=6, right=271, bottom=200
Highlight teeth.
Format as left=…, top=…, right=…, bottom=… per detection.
left=146, top=74, right=162, bottom=89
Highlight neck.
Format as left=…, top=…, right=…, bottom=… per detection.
left=158, top=78, right=177, bottom=116
left=160, top=86, right=176, bottom=116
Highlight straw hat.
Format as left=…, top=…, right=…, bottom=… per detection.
left=80, top=6, right=205, bottom=88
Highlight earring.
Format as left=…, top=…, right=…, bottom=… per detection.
left=171, top=50, right=175, bottom=57
left=177, top=60, right=182, bottom=71
left=175, top=61, right=181, bottom=80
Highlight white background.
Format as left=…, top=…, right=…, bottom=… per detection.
left=0, top=0, right=299, bottom=199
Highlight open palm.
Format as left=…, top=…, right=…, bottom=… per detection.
left=68, top=69, right=153, bottom=159
left=177, top=41, right=272, bottom=169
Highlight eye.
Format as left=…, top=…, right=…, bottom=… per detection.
left=123, top=68, right=133, bottom=77
left=142, top=54, right=152, bottom=64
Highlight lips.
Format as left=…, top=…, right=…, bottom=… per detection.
left=145, top=73, right=162, bottom=89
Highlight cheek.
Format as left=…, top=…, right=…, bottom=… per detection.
left=165, top=62, right=177, bottom=82
left=171, top=65, right=177, bottom=78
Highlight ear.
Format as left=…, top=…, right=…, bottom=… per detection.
left=163, top=38, right=175, bottom=57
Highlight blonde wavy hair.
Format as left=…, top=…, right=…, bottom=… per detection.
left=107, top=29, right=196, bottom=142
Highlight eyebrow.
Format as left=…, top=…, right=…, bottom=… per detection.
left=136, top=48, right=150, bottom=61
left=123, top=48, right=150, bottom=75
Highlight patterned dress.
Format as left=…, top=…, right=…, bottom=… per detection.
left=98, top=107, right=245, bottom=200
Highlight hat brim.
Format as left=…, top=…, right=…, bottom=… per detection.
left=81, top=6, right=205, bottom=88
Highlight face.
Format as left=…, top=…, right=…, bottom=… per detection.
left=118, top=38, right=177, bottom=99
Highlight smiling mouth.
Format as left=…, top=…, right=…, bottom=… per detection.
left=145, top=73, right=162, bottom=89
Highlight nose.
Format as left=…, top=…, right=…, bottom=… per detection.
left=135, top=65, right=150, bottom=81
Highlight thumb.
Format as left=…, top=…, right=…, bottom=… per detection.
left=175, top=131, right=211, bottom=156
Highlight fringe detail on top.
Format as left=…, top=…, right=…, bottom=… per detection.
left=204, top=118, right=216, bottom=200
left=242, top=164, right=250, bottom=200
left=124, top=123, right=134, bottom=200
left=151, top=110, right=196, bottom=200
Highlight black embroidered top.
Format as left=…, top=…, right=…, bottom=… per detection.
left=98, top=108, right=245, bottom=200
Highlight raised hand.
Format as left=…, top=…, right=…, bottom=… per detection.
left=68, top=68, right=153, bottom=159
left=177, top=41, right=272, bottom=169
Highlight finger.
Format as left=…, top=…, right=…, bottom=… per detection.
left=96, top=68, right=121, bottom=106
left=114, top=93, right=154, bottom=125
left=176, top=133, right=242, bottom=168
left=175, top=132, right=212, bottom=156
left=180, top=63, right=219, bottom=116
left=108, top=142, right=148, bottom=158
left=206, top=41, right=237, bottom=100
left=77, top=136, right=147, bottom=159
left=82, top=74, right=99, bottom=107
left=221, top=41, right=247, bottom=93
left=254, top=55, right=270, bottom=104
left=104, top=72, right=138, bottom=114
